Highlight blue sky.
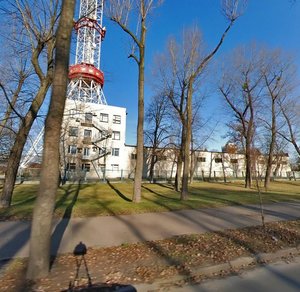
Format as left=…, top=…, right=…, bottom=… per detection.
left=72, top=0, right=300, bottom=150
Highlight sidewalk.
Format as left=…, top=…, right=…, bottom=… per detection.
left=1, top=201, right=300, bottom=261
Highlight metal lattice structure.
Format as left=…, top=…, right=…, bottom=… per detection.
left=20, top=0, right=108, bottom=169
left=67, top=0, right=107, bottom=104
left=19, top=127, right=44, bottom=169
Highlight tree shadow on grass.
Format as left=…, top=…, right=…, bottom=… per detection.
left=142, top=184, right=241, bottom=210
left=55, top=184, right=79, bottom=210
left=155, top=182, right=174, bottom=190
left=106, top=180, right=131, bottom=202
left=142, top=185, right=179, bottom=201
left=191, top=191, right=243, bottom=206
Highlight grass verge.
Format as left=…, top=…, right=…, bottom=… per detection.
left=0, top=180, right=300, bottom=220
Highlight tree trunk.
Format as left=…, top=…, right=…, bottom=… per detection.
left=264, top=98, right=276, bottom=189
left=221, top=153, right=227, bottom=183
left=26, top=0, right=75, bottom=279
left=170, top=156, right=176, bottom=181
left=181, top=81, right=193, bottom=200
left=0, top=81, right=51, bottom=208
left=209, top=152, right=213, bottom=182
left=245, top=139, right=252, bottom=188
left=1, top=120, right=36, bottom=207
left=149, top=153, right=156, bottom=182
left=189, top=133, right=195, bottom=184
left=133, top=18, right=146, bottom=203
left=189, top=152, right=195, bottom=184
left=175, top=156, right=182, bottom=192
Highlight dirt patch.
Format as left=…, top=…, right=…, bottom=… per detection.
left=1, top=220, right=300, bottom=291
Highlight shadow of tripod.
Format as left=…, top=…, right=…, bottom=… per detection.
left=65, top=242, right=137, bottom=292
left=69, top=242, right=92, bottom=289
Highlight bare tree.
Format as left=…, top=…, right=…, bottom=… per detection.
left=153, top=1, right=243, bottom=199
left=259, top=50, right=295, bottom=188
left=0, top=62, right=32, bottom=136
left=153, top=29, right=201, bottom=191
left=180, top=0, right=245, bottom=199
left=26, top=0, right=75, bottom=280
left=107, top=0, right=163, bottom=202
left=0, top=0, right=60, bottom=208
left=144, top=93, right=172, bottom=182
left=0, top=16, right=36, bottom=178
left=189, top=101, right=217, bottom=183
left=219, top=45, right=263, bottom=188
left=278, top=97, right=300, bottom=157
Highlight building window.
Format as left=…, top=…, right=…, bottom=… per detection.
left=83, top=147, right=90, bottom=156
left=158, top=155, right=167, bottom=161
left=68, top=145, right=77, bottom=155
left=131, top=153, right=137, bottom=160
left=100, top=113, right=108, bottom=123
left=84, top=129, right=92, bottom=137
left=197, top=157, right=206, bottom=162
left=215, top=158, right=222, bottom=163
left=230, top=158, right=238, bottom=164
left=111, top=164, right=119, bottom=171
left=67, top=163, right=76, bottom=171
left=85, top=112, right=93, bottom=123
left=113, top=115, right=121, bottom=124
left=82, top=163, right=90, bottom=172
left=112, top=131, right=120, bottom=140
left=112, top=148, right=119, bottom=156
left=69, top=109, right=80, bottom=118
left=69, top=127, right=78, bottom=137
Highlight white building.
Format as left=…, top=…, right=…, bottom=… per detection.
left=112, top=145, right=292, bottom=181
left=59, top=98, right=292, bottom=181
left=61, top=99, right=126, bottom=181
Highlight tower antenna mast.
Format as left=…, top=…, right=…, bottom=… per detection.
left=68, top=0, right=107, bottom=104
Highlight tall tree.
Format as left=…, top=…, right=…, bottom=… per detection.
left=219, top=45, right=263, bottom=188
left=154, top=1, right=244, bottom=199
left=26, top=0, right=75, bottom=280
left=108, top=0, right=162, bottom=203
left=259, top=50, right=295, bottom=189
left=144, top=93, right=172, bottom=182
left=180, top=0, right=244, bottom=199
left=153, top=29, right=200, bottom=192
left=0, top=0, right=59, bottom=208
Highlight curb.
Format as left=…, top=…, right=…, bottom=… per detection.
left=134, top=245, right=300, bottom=291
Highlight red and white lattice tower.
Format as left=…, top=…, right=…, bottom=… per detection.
left=67, top=0, right=107, bottom=104
left=20, top=0, right=108, bottom=169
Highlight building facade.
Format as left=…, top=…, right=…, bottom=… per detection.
left=61, top=99, right=126, bottom=181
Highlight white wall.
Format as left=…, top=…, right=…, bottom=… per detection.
left=62, top=99, right=126, bottom=179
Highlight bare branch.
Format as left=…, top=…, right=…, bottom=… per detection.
left=0, top=83, right=23, bottom=121
left=221, top=0, right=247, bottom=21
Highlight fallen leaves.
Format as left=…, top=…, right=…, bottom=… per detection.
left=0, top=219, right=300, bottom=291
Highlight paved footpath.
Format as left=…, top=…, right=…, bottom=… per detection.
left=1, top=201, right=300, bottom=261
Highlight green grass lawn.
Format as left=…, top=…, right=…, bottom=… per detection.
left=0, top=180, right=300, bottom=220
